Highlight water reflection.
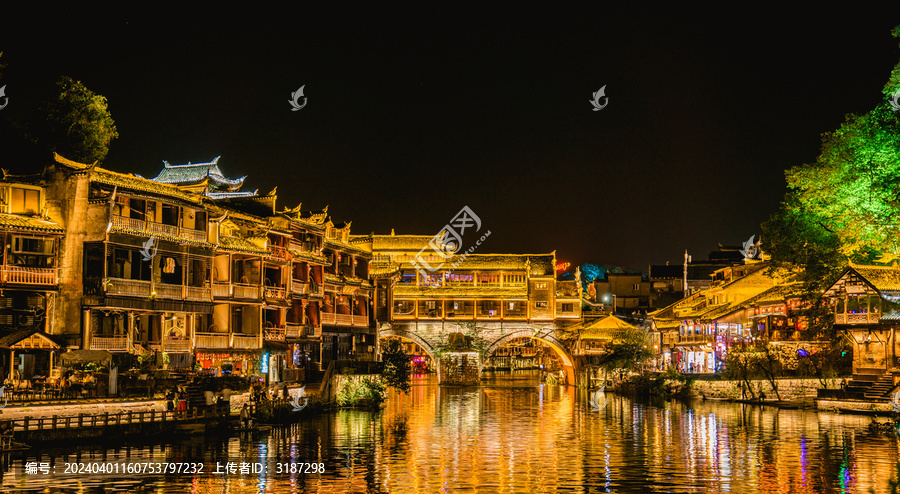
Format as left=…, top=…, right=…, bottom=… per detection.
left=0, top=373, right=898, bottom=492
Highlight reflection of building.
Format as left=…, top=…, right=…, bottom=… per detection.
left=823, top=264, right=900, bottom=377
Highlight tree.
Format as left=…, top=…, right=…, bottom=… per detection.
left=380, top=338, right=412, bottom=394
left=29, top=76, right=119, bottom=164
left=762, top=26, right=900, bottom=339
left=595, top=327, right=653, bottom=376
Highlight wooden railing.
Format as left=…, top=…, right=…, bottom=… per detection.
left=352, top=315, right=368, bottom=327
left=195, top=333, right=230, bottom=349
left=291, top=281, right=309, bottom=295
left=321, top=312, right=336, bottom=325
left=104, top=278, right=151, bottom=297
left=186, top=286, right=211, bottom=301
left=268, top=245, right=290, bottom=261
left=233, top=283, right=260, bottom=300
left=165, top=339, right=192, bottom=353
left=145, top=221, right=179, bottom=237
left=232, top=334, right=260, bottom=349
left=8, top=408, right=227, bottom=432
left=285, top=323, right=304, bottom=338
left=110, top=216, right=206, bottom=243
left=89, top=335, right=131, bottom=352
left=264, top=286, right=286, bottom=299
left=212, top=281, right=231, bottom=298
left=155, top=283, right=182, bottom=300
left=264, top=327, right=286, bottom=341
left=2, top=266, right=58, bottom=285
left=835, top=313, right=880, bottom=325
left=679, top=334, right=714, bottom=344
left=334, top=313, right=352, bottom=326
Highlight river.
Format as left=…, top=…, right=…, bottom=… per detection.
left=0, top=372, right=897, bottom=493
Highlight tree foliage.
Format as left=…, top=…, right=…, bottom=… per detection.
left=380, top=338, right=412, bottom=394
left=762, top=27, right=900, bottom=338
left=594, top=328, right=653, bottom=373
left=29, top=76, right=119, bottom=164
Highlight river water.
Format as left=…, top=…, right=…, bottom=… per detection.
left=1, top=373, right=898, bottom=493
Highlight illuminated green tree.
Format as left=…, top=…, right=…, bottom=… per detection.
left=28, top=76, right=119, bottom=164
left=762, top=26, right=900, bottom=341
left=380, top=338, right=412, bottom=394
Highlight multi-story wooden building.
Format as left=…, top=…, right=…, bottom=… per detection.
left=29, top=153, right=373, bottom=381
left=0, top=173, right=65, bottom=380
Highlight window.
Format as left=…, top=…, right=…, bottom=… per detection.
left=633, top=284, right=640, bottom=291
left=535, top=301, right=548, bottom=308
left=535, top=282, right=547, bottom=290
left=562, top=303, right=573, bottom=312
left=10, top=187, right=40, bottom=215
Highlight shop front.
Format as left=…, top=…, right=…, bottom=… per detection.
left=195, top=350, right=264, bottom=378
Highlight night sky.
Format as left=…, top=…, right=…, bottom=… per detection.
left=3, top=13, right=898, bottom=272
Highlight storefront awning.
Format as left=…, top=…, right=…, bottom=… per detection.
left=263, top=341, right=291, bottom=352
left=0, top=329, right=62, bottom=350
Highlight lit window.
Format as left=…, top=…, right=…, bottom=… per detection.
left=10, top=187, right=40, bottom=215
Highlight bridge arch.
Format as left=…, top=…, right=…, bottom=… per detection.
left=378, top=327, right=438, bottom=363
left=483, top=328, right=578, bottom=385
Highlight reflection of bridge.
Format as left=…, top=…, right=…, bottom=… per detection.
left=379, top=322, right=578, bottom=385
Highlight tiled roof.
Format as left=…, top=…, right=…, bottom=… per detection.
left=92, top=168, right=205, bottom=205
left=151, top=157, right=245, bottom=189
left=109, top=226, right=215, bottom=248
left=324, top=237, right=371, bottom=255
left=288, top=250, right=329, bottom=265
left=392, top=254, right=555, bottom=275
left=0, top=213, right=64, bottom=234
left=218, top=235, right=267, bottom=254
left=849, top=264, right=900, bottom=292
left=580, top=315, right=640, bottom=340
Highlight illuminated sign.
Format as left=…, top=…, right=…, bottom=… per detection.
left=556, top=262, right=571, bottom=272
left=261, top=353, right=270, bottom=374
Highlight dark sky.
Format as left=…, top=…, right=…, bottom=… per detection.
left=3, top=13, right=899, bottom=272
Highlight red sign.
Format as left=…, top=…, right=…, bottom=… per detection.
left=556, top=262, right=571, bottom=272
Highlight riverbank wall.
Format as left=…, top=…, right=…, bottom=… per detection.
left=690, top=378, right=842, bottom=400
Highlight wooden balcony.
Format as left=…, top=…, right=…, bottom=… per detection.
left=195, top=333, right=230, bottom=349
left=285, top=323, right=304, bottom=339
left=335, top=313, right=352, bottom=326
left=268, top=245, right=290, bottom=261
left=233, top=283, right=260, bottom=300
left=264, top=327, right=286, bottom=341
left=352, top=315, right=368, bottom=327
left=146, top=221, right=179, bottom=237
left=165, top=339, right=192, bottom=353
left=104, top=278, right=151, bottom=297
left=232, top=334, right=260, bottom=349
left=291, top=280, right=309, bottom=295
left=110, top=215, right=206, bottom=243
left=90, top=335, right=132, bottom=352
left=321, top=312, right=335, bottom=325
left=212, top=282, right=231, bottom=298
left=155, top=283, right=182, bottom=300
left=264, top=286, right=286, bottom=299
left=186, top=286, right=211, bottom=301
left=835, top=313, right=880, bottom=325
left=679, top=334, right=714, bottom=344
left=2, top=266, right=57, bottom=286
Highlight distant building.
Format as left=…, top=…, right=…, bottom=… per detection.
left=590, top=273, right=650, bottom=313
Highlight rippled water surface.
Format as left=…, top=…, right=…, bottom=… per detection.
left=1, top=373, right=899, bottom=493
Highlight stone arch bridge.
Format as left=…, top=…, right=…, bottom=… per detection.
left=379, top=322, right=579, bottom=385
